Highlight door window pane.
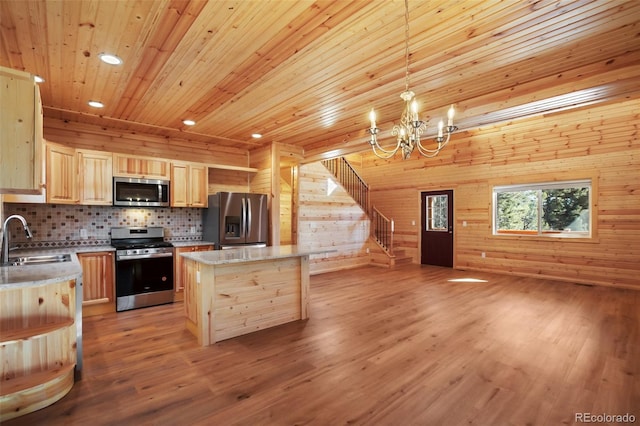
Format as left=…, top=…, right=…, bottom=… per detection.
left=427, top=195, right=448, bottom=231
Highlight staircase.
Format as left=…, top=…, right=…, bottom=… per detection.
left=321, top=157, right=413, bottom=268
left=321, top=156, right=369, bottom=212
left=369, top=206, right=412, bottom=267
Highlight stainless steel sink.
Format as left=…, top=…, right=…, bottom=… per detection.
left=7, top=253, right=72, bottom=266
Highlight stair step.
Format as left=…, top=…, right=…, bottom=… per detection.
left=391, top=256, right=413, bottom=266
left=370, top=252, right=391, bottom=263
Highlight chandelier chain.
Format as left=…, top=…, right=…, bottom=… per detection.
left=404, top=0, right=410, bottom=93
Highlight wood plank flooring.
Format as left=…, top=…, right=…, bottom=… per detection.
left=5, top=265, right=640, bottom=425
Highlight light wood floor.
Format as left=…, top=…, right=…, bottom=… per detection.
left=6, top=265, right=640, bottom=425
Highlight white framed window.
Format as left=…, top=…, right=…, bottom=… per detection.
left=493, top=180, right=591, bottom=238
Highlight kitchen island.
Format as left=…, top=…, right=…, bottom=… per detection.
left=0, top=253, right=82, bottom=421
left=180, top=245, right=330, bottom=345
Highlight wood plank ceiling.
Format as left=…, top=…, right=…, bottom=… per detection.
left=1, top=0, right=639, bottom=160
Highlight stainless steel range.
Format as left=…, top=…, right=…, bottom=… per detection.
left=111, top=227, right=174, bottom=312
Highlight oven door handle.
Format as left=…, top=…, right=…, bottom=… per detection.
left=116, top=252, right=174, bottom=261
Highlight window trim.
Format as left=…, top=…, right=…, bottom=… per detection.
left=492, top=179, right=594, bottom=240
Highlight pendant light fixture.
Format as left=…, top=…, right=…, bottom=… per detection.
left=367, top=0, right=457, bottom=160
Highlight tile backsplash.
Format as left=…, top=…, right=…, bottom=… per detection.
left=3, top=203, right=204, bottom=248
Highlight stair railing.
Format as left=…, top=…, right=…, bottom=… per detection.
left=321, top=157, right=394, bottom=256
left=372, top=206, right=394, bottom=255
left=321, top=157, right=369, bottom=214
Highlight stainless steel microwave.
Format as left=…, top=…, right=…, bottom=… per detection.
left=113, top=177, right=170, bottom=207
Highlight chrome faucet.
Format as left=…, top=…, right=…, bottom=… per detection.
left=1, top=214, right=33, bottom=265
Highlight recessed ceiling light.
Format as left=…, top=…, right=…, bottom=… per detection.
left=34, top=75, right=45, bottom=83
left=99, top=53, right=123, bottom=65
left=183, top=119, right=196, bottom=126
left=88, top=100, right=104, bottom=108
left=251, top=133, right=262, bottom=139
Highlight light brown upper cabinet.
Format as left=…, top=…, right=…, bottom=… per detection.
left=46, top=143, right=77, bottom=204
left=112, top=153, right=170, bottom=180
left=77, top=149, right=113, bottom=205
left=171, top=162, right=208, bottom=207
left=46, top=143, right=113, bottom=205
left=0, top=66, right=44, bottom=194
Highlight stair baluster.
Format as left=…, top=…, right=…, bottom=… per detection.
left=372, top=206, right=394, bottom=256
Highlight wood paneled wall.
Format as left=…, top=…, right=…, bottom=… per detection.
left=280, top=172, right=293, bottom=245
left=357, top=99, right=640, bottom=290
left=298, top=162, right=370, bottom=274
left=43, top=117, right=250, bottom=167
left=207, top=169, right=249, bottom=194
left=249, top=145, right=272, bottom=194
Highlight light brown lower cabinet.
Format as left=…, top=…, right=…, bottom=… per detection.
left=0, top=278, right=77, bottom=421
left=78, top=251, right=115, bottom=316
left=174, top=245, right=214, bottom=302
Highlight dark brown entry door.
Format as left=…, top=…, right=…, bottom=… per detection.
left=421, top=190, right=454, bottom=267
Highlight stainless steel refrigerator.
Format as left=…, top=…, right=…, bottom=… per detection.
left=202, top=192, right=268, bottom=249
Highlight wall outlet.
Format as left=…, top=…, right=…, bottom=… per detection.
left=190, top=226, right=196, bottom=234
left=80, top=228, right=88, bottom=239
left=481, top=252, right=486, bottom=258
left=463, top=221, right=467, bottom=227
left=366, top=247, right=370, bottom=254
left=411, top=220, right=416, bottom=226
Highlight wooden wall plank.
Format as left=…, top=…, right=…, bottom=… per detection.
left=43, top=117, right=250, bottom=167
left=298, top=162, right=370, bottom=274
left=207, top=169, right=248, bottom=194
left=357, top=99, right=640, bottom=290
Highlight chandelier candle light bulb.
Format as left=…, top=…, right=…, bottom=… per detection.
left=411, top=100, right=419, bottom=121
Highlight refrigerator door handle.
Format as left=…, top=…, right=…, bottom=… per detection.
left=241, top=197, right=246, bottom=239
left=246, top=196, right=252, bottom=238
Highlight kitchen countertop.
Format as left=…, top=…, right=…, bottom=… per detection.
left=180, top=244, right=334, bottom=265
left=13, top=245, right=116, bottom=254
left=1, top=241, right=218, bottom=287
left=0, top=246, right=113, bottom=288
left=0, top=251, right=82, bottom=288
left=171, top=241, right=215, bottom=248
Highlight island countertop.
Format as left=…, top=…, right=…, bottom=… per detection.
left=179, top=244, right=334, bottom=265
